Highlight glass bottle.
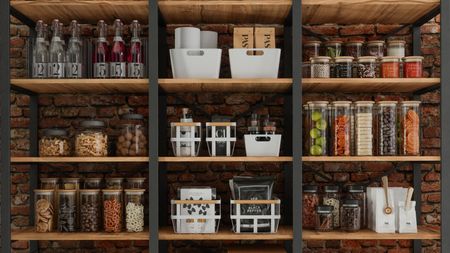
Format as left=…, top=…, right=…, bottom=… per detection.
left=125, top=189, right=145, bottom=232
left=180, top=108, right=194, bottom=156
left=48, top=19, right=65, bottom=78
left=32, top=20, right=49, bottom=78
left=80, top=189, right=101, bottom=232
left=248, top=113, right=260, bottom=134
left=110, top=19, right=126, bottom=78
left=66, top=20, right=82, bottom=78
left=35, top=189, right=55, bottom=232
left=263, top=114, right=276, bottom=134
left=93, top=20, right=110, bottom=78
left=331, top=101, right=352, bottom=156
left=399, top=101, right=421, bottom=155
left=127, top=20, right=144, bottom=78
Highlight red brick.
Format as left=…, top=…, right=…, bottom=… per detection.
left=342, top=240, right=361, bottom=248
left=423, top=127, right=440, bottom=138
left=422, top=182, right=440, bottom=192
left=307, top=240, right=325, bottom=248
left=428, top=193, right=441, bottom=203
left=422, top=138, right=440, bottom=148
left=424, top=171, right=440, bottom=182
left=10, top=117, right=30, bottom=128
left=350, top=173, right=369, bottom=182
left=10, top=37, right=25, bottom=48
left=128, top=95, right=148, bottom=106
left=11, top=240, right=28, bottom=249
left=54, top=95, right=90, bottom=106
left=305, top=25, right=339, bottom=36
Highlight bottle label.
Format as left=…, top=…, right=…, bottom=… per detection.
left=67, top=63, right=82, bottom=78
left=128, top=63, right=144, bottom=78
left=32, top=63, right=48, bottom=78
left=94, top=63, right=109, bottom=78
left=49, top=63, right=65, bottom=78
left=110, top=62, right=126, bottom=78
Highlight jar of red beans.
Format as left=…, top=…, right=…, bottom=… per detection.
left=381, top=56, right=401, bottom=78
left=303, top=41, right=322, bottom=62
left=403, top=56, right=424, bottom=78
left=366, top=40, right=385, bottom=58
left=303, top=185, right=319, bottom=229
left=344, top=40, right=363, bottom=58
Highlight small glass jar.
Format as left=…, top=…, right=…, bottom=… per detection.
left=333, top=56, right=354, bottom=78
left=331, top=101, right=352, bottom=156
left=40, top=178, right=59, bottom=190
left=311, top=56, right=331, bottom=78
left=323, top=185, right=340, bottom=228
left=248, top=113, right=260, bottom=134
left=387, top=40, right=406, bottom=57
left=35, top=189, right=55, bottom=232
left=340, top=199, right=361, bottom=232
left=346, top=185, right=367, bottom=229
left=303, top=41, right=322, bottom=62
left=399, top=101, right=421, bottom=155
left=105, top=178, right=124, bottom=189
left=303, top=185, right=319, bottom=229
left=403, top=56, right=424, bottom=78
left=376, top=101, right=398, bottom=156
left=344, top=40, right=363, bottom=58
left=307, top=101, right=329, bottom=156
left=125, top=189, right=145, bottom=232
left=83, top=178, right=103, bottom=189
left=103, top=189, right=123, bottom=233
left=39, top=129, right=71, bottom=157
left=354, top=101, right=374, bottom=156
left=324, top=41, right=342, bottom=58
left=75, top=120, right=108, bottom=157
left=302, top=61, right=311, bottom=78
left=61, top=178, right=80, bottom=190
left=356, top=56, right=378, bottom=78
left=116, top=113, right=148, bottom=156
left=127, top=177, right=146, bottom=189
left=315, top=205, right=333, bottom=232
left=80, top=189, right=101, bottom=232
left=366, top=40, right=385, bottom=58
left=381, top=56, right=401, bottom=78
left=57, top=190, right=77, bottom=232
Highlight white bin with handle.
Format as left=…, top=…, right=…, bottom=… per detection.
left=244, top=134, right=281, bottom=156
left=170, top=49, right=222, bottom=78
left=229, top=48, right=281, bottom=78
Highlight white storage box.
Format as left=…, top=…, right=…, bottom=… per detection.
left=170, top=122, right=201, bottom=157
left=244, top=134, right=281, bottom=156
left=206, top=122, right=236, bottom=156
left=230, top=198, right=281, bottom=233
left=170, top=49, right=222, bottom=78
left=229, top=48, right=281, bottom=78
left=171, top=199, right=221, bottom=234
left=367, top=187, right=407, bottom=233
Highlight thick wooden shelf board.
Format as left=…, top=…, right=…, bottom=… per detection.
left=302, top=156, right=441, bottom=162
left=158, top=0, right=292, bottom=24
left=10, top=0, right=148, bottom=24
left=303, top=227, right=440, bottom=240
left=11, top=229, right=149, bottom=241
left=159, top=156, right=293, bottom=162
left=302, top=0, right=440, bottom=25
left=11, top=157, right=148, bottom=163
left=159, top=79, right=292, bottom=93
left=303, top=78, right=440, bottom=93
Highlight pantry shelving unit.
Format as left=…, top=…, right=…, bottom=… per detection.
left=1, top=0, right=448, bottom=253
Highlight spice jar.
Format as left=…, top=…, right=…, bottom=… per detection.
left=381, top=56, right=401, bottom=78
left=399, top=101, right=421, bottom=155
left=366, top=40, right=385, bottom=58
left=80, top=189, right=101, bottom=232
left=311, top=56, right=331, bottom=78
left=303, top=62, right=311, bottom=78
left=356, top=56, right=378, bottom=78
left=315, top=205, right=333, bottom=232
left=105, top=178, right=124, bottom=189
left=125, top=189, right=145, bottom=232
left=103, top=189, right=123, bottom=232
left=403, top=56, right=424, bottom=78
left=39, top=129, right=71, bottom=157
left=248, top=113, right=260, bottom=134
left=61, top=178, right=80, bottom=190
left=387, top=40, right=406, bottom=57
left=83, top=178, right=102, bottom=189
left=57, top=190, right=77, bottom=232
left=35, top=189, right=55, bottom=232
left=303, top=185, right=319, bottom=229
left=303, top=41, right=322, bottom=62
left=40, top=178, right=59, bottom=190
left=116, top=113, right=148, bottom=156
left=323, top=185, right=340, bottom=228
left=344, top=40, right=363, bottom=58
left=75, top=120, right=108, bottom=157
left=340, top=199, right=361, bottom=232
left=346, top=185, right=367, bottom=229
left=376, top=101, right=398, bottom=156
left=333, top=56, right=354, bottom=78
left=324, top=41, right=342, bottom=58
left=126, top=177, right=146, bottom=189
left=263, top=115, right=277, bottom=134
left=307, top=101, right=329, bottom=156
left=331, top=101, right=352, bottom=156
left=354, top=101, right=374, bottom=156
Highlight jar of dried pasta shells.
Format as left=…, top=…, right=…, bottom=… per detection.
left=75, top=120, right=108, bottom=157
left=39, top=129, right=71, bottom=157
left=35, top=189, right=55, bottom=232
left=116, top=113, right=148, bottom=156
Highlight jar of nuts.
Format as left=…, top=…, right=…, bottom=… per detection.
left=116, top=114, right=148, bottom=156
left=39, top=129, right=71, bottom=157
left=75, top=120, right=108, bottom=157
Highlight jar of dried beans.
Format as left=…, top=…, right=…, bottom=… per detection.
left=307, top=101, right=329, bottom=156
left=311, top=56, right=331, bottom=78
left=381, top=56, right=401, bottom=78
left=340, top=199, right=361, bottom=232
left=357, top=56, right=378, bottom=78
left=116, top=113, right=148, bottom=156
left=80, top=189, right=101, bottom=232
left=387, top=40, right=406, bottom=57
left=399, top=101, right=421, bottom=155
left=354, top=101, right=374, bottom=156
left=303, top=185, right=319, bottom=229
left=346, top=185, right=367, bottom=229
left=125, top=189, right=145, bottom=232
left=315, top=205, right=333, bottom=232
left=344, top=40, right=363, bottom=58
left=366, top=40, right=385, bottom=58
left=333, top=56, right=354, bottom=78
left=40, top=178, right=59, bottom=190
left=35, top=189, right=55, bottom=232
left=57, top=190, right=77, bottom=232
left=103, top=189, right=123, bottom=232
left=331, top=101, right=351, bottom=156
left=403, top=56, right=424, bottom=78
left=324, top=41, right=342, bottom=58
left=303, top=41, right=322, bottom=62
left=376, top=101, right=398, bottom=156
left=39, top=129, right=71, bottom=157
left=75, top=120, right=108, bottom=157
left=323, top=185, right=340, bottom=228
left=83, top=178, right=102, bottom=189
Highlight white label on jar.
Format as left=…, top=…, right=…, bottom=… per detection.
left=110, top=62, right=126, bottom=78
left=49, top=63, right=65, bottom=78
left=94, top=63, right=109, bottom=77
left=128, top=63, right=144, bottom=78
left=66, top=63, right=82, bottom=78
left=32, top=63, right=48, bottom=78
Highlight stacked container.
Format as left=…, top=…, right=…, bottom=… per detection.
left=354, top=101, right=374, bottom=156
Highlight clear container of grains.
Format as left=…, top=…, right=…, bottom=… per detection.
left=116, top=113, right=148, bottom=156
left=381, top=56, right=401, bottom=78
left=387, top=40, right=406, bottom=57
left=366, top=40, right=385, bottom=58
left=39, top=129, right=71, bottom=157
left=333, top=56, right=354, bottom=78
left=356, top=56, right=378, bottom=78
left=399, top=101, right=421, bottom=156
left=323, top=185, right=340, bottom=228
left=126, top=177, right=146, bottom=189
left=80, top=189, right=101, bottom=232
left=40, top=178, right=59, bottom=190
left=331, top=101, right=352, bottom=156
left=83, top=177, right=103, bottom=189
left=57, top=190, right=77, bottom=232
left=344, top=40, right=363, bottom=58
left=105, top=178, right=124, bottom=189
left=103, top=189, right=123, bottom=233
left=35, top=189, right=55, bottom=232
left=303, top=41, right=322, bottom=62
left=315, top=205, right=334, bottom=232
left=340, top=199, right=361, bottom=232
left=354, top=101, right=374, bottom=156
left=306, top=101, right=329, bottom=156
left=75, top=120, right=108, bottom=157
left=311, top=56, right=331, bottom=78
left=403, top=56, right=424, bottom=78
left=324, top=41, right=342, bottom=58
left=125, top=189, right=145, bottom=232
left=376, top=101, right=398, bottom=156
left=303, top=185, right=319, bottom=229
left=346, top=185, right=367, bottom=229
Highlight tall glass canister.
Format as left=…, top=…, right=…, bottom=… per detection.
left=376, top=101, right=398, bottom=155
left=331, top=101, right=352, bottom=156
left=399, top=101, right=421, bottom=155
left=80, top=189, right=101, bottom=232
left=354, top=101, right=375, bottom=156
left=125, top=189, right=145, bottom=232
left=103, top=189, right=123, bottom=232
left=307, top=101, right=329, bottom=156
left=35, top=189, right=55, bottom=232
left=57, top=190, right=77, bottom=232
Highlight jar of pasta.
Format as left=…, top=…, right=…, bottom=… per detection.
left=376, top=101, right=398, bottom=156
left=324, top=41, right=342, bottom=58
left=116, top=113, right=148, bottom=156
left=399, top=101, right=421, bottom=155
left=333, top=57, right=354, bottom=78
left=387, top=40, right=406, bottom=57
left=40, top=178, right=59, bottom=190
left=303, top=41, right=322, bottom=62
left=39, top=129, right=71, bottom=157
left=125, top=189, right=145, bottom=232
left=381, top=56, right=401, bottom=78
left=366, top=40, right=385, bottom=58
left=80, top=189, right=101, bottom=232
left=307, top=101, right=329, bottom=156
left=35, top=189, right=55, bottom=232
left=344, top=40, right=363, bottom=58
left=57, top=190, right=77, bottom=232
left=311, top=56, right=331, bottom=78
left=356, top=56, right=378, bottom=78
left=331, top=101, right=352, bottom=156
left=75, top=120, right=108, bottom=157
left=103, top=189, right=123, bottom=233
left=354, top=101, right=374, bottom=156
left=403, top=56, right=424, bottom=78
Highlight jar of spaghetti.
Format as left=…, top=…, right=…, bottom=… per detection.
left=324, top=41, right=342, bottom=58
left=333, top=57, right=354, bottom=78
left=344, top=40, right=363, bottom=58
left=303, top=41, right=322, bottom=62
left=381, top=56, right=401, bottom=78
left=403, top=56, right=423, bottom=78
left=387, top=40, right=406, bottom=57
left=103, top=189, right=123, bottom=232
left=399, top=101, right=421, bottom=155
left=331, top=101, right=351, bottom=156
left=354, top=101, right=374, bottom=156
left=366, top=40, right=385, bottom=58
left=303, top=185, right=319, bottom=229
left=376, top=101, right=398, bottom=156
left=311, top=57, right=331, bottom=78
left=356, top=56, right=378, bottom=78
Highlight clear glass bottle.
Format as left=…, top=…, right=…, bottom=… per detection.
left=354, top=101, right=374, bottom=156
left=303, top=185, right=319, bottom=229
left=32, top=20, right=49, bottom=78
left=346, top=185, right=367, bottom=229
left=307, top=101, right=329, bottom=156
left=75, top=120, right=108, bottom=157
left=311, top=56, right=331, bottom=78
left=399, top=101, right=421, bottom=155
left=125, top=189, right=145, bottom=232
left=366, top=40, right=385, bottom=58
left=110, top=19, right=126, bottom=78
left=315, top=205, right=333, bottom=232
left=340, top=199, right=361, bottom=232
left=387, top=40, right=406, bottom=57
left=376, top=101, right=398, bottom=156
left=83, top=178, right=102, bottom=189
left=324, top=41, right=342, bottom=58
left=356, top=56, right=378, bottom=78
left=323, top=185, right=340, bottom=228
left=333, top=56, right=354, bottom=78
left=58, top=190, right=77, bottom=232
left=66, top=20, right=83, bottom=78
left=105, top=178, right=124, bottom=189
left=48, top=19, right=65, bottom=78
left=93, top=20, right=110, bottom=78
left=331, top=101, right=351, bottom=156
left=126, top=177, right=146, bottom=189
left=39, top=129, right=71, bottom=157
left=127, top=20, right=144, bottom=78
left=103, top=189, right=123, bottom=232
left=344, top=40, right=363, bottom=58
left=80, top=189, right=101, bottom=232
left=303, top=41, right=322, bottom=62
left=403, top=56, right=424, bottom=78
left=40, top=178, right=59, bottom=190
left=35, top=189, right=55, bottom=232
left=117, top=113, right=148, bottom=156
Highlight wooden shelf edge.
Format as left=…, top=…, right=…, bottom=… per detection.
left=11, top=157, right=149, bottom=163
left=11, top=229, right=149, bottom=241
left=302, top=156, right=441, bottom=162
left=159, top=156, right=293, bottom=162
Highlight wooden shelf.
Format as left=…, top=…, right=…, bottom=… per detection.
left=11, top=229, right=149, bottom=241
left=302, top=0, right=440, bottom=25
left=11, top=157, right=148, bottom=163
left=159, top=156, right=293, bottom=162
left=303, top=227, right=440, bottom=240
left=10, top=0, right=148, bottom=24
left=158, top=0, right=292, bottom=24
left=303, top=156, right=441, bottom=162
left=303, top=78, right=440, bottom=93
left=159, top=79, right=292, bottom=93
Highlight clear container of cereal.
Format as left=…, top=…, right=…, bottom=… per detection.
left=303, top=61, right=311, bottom=78
left=323, top=185, right=340, bottom=228
left=340, top=199, right=361, bottom=232
left=324, top=41, right=342, bottom=58
left=381, top=56, right=401, bottom=78
left=35, top=189, right=55, bottom=232
left=311, top=56, right=331, bottom=78
left=103, top=189, right=123, bottom=233
left=80, top=189, right=101, bottom=232
left=83, top=177, right=103, bottom=189
left=307, top=101, right=329, bottom=156
left=61, top=178, right=80, bottom=190
left=366, top=40, right=385, bottom=58
left=331, top=101, right=352, bottom=156
left=303, top=41, right=322, bottom=62
left=126, top=177, right=146, bottom=189
left=315, top=205, right=334, bottom=232
left=376, top=101, right=398, bottom=156
left=116, top=113, right=148, bottom=156
left=399, top=101, right=421, bottom=155
left=356, top=56, right=378, bottom=78
left=57, top=190, right=77, bottom=232
left=303, top=185, right=319, bottom=229
left=344, top=40, right=363, bottom=58
left=125, top=189, right=145, bottom=232
left=403, top=56, right=424, bottom=78
left=40, top=178, right=59, bottom=190
left=75, top=120, right=108, bottom=157
left=346, top=185, right=367, bottom=229
left=387, top=40, right=406, bottom=57
left=105, top=178, right=124, bottom=189
left=39, top=129, right=71, bottom=157
left=333, top=56, right=354, bottom=78
left=354, top=101, right=375, bottom=156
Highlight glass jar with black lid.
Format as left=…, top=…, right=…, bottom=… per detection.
left=39, top=128, right=71, bottom=157
left=75, top=120, right=108, bottom=157
left=116, top=113, right=148, bottom=156
left=340, top=199, right=361, bottom=232
left=315, top=205, right=333, bottom=231
left=346, top=185, right=367, bottom=228
left=323, top=185, right=340, bottom=228
left=303, top=185, right=319, bottom=229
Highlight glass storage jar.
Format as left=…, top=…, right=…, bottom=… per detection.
left=105, top=178, right=124, bottom=189
left=40, top=178, right=59, bottom=190
left=323, top=185, right=340, bottom=228
left=356, top=56, right=378, bottom=78
left=381, top=56, right=401, bottom=78
left=125, top=189, right=145, bottom=232
left=80, top=189, right=101, bottom=232
left=387, top=40, right=406, bottom=57
left=315, top=205, right=334, bottom=232
left=35, top=189, right=55, bottom=232
left=61, top=178, right=80, bottom=190
left=350, top=103, right=356, bottom=156
left=333, top=56, right=354, bottom=78
left=354, top=101, right=374, bottom=156
left=57, top=190, right=77, bottom=232
left=126, top=177, right=146, bottom=189
left=344, top=40, right=363, bottom=58
left=346, top=185, right=367, bottom=229
left=103, top=189, right=123, bottom=232
left=403, top=56, right=424, bottom=78
left=39, top=129, right=71, bottom=157
left=399, top=101, right=421, bottom=155
left=75, top=120, right=108, bottom=157
left=376, top=101, right=398, bottom=156
left=303, top=185, right=319, bottom=229
left=116, top=113, right=148, bottom=156
left=311, top=56, right=331, bottom=78
left=307, top=101, right=329, bottom=156
left=303, top=61, right=311, bottom=78
left=83, top=177, right=102, bottom=189
left=340, top=199, right=361, bottom=232
left=303, top=41, right=322, bottom=62
left=366, top=40, right=385, bottom=58
left=324, top=41, right=342, bottom=58
left=331, top=101, right=352, bottom=156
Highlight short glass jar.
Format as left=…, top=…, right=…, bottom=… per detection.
left=303, top=41, right=322, bottom=62
left=61, top=178, right=80, bottom=190
left=381, top=56, right=401, bottom=78
left=105, top=177, right=124, bottom=189
left=303, top=62, right=311, bottom=78
left=403, top=56, right=424, bottom=78
left=80, top=189, right=101, bottom=232
left=387, top=40, right=406, bottom=57
left=103, top=189, right=123, bottom=233
left=331, top=101, right=352, bottom=156
left=35, top=189, right=55, bottom=232
left=75, top=120, right=108, bottom=157
left=323, top=185, right=340, bottom=228
left=344, top=40, right=363, bottom=58
left=303, top=185, right=319, bottom=229
left=354, top=101, right=375, bottom=156
left=399, top=101, right=421, bottom=155
left=324, top=41, right=342, bottom=58
left=376, top=101, right=398, bottom=156
left=116, top=113, right=148, bottom=156
left=333, top=56, right=354, bottom=78
left=125, top=189, right=145, bottom=232
left=315, top=205, right=334, bottom=232
left=346, top=185, right=367, bottom=229
left=356, top=56, right=378, bottom=78
left=306, top=101, right=329, bottom=156
left=340, top=199, right=361, bottom=232
left=40, top=177, right=59, bottom=190
left=83, top=177, right=102, bottom=189
left=126, top=177, right=146, bottom=189
left=311, top=56, right=331, bottom=78
left=39, top=129, right=71, bottom=157
left=366, top=40, right=385, bottom=58
left=57, top=189, right=77, bottom=232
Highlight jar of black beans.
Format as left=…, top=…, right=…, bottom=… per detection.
left=376, top=101, right=398, bottom=155
left=333, top=56, right=354, bottom=78
left=346, top=185, right=367, bottom=229
left=356, top=56, right=378, bottom=78
left=58, top=190, right=77, bottom=232
left=340, top=199, right=361, bottom=232
left=80, top=189, right=101, bottom=232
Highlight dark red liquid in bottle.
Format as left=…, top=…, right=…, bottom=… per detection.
left=111, top=40, right=126, bottom=62
left=128, top=41, right=142, bottom=63
left=93, top=41, right=110, bottom=63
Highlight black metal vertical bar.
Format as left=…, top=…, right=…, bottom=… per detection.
left=29, top=95, right=38, bottom=253
left=158, top=94, right=168, bottom=253
left=413, top=163, right=422, bottom=253
left=283, top=94, right=293, bottom=253
left=412, top=26, right=421, bottom=56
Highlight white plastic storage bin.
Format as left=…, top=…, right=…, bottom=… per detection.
left=229, top=48, right=281, bottom=78
left=206, top=122, right=236, bottom=156
left=171, top=122, right=202, bottom=157
left=171, top=199, right=221, bottom=234
left=244, top=134, right=281, bottom=156
left=230, top=198, right=281, bottom=233
left=170, top=49, right=222, bottom=78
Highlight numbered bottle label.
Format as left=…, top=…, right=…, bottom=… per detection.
left=66, top=63, right=82, bottom=78
left=128, top=63, right=144, bottom=78
left=32, top=63, right=48, bottom=78
left=110, top=62, right=126, bottom=78
left=94, top=63, right=109, bottom=78
left=49, top=63, right=65, bottom=78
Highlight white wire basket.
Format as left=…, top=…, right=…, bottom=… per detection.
left=171, top=199, right=221, bottom=234
left=230, top=198, right=281, bottom=233
left=170, top=122, right=202, bottom=157
left=206, top=122, right=237, bottom=156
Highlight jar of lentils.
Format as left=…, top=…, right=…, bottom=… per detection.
left=403, top=56, right=424, bottom=78
left=80, top=189, right=101, bottom=232
left=307, top=101, right=329, bottom=156
left=381, top=56, right=401, bottom=78
left=340, top=199, right=361, bottom=232
left=376, top=101, right=398, bottom=156
left=387, top=40, right=406, bottom=57
left=354, top=101, right=374, bottom=156
left=333, top=56, right=354, bottom=78
left=303, top=41, right=322, bottom=62
left=311, top=56, right=331, bottom=78
left=303, top=185, right=319, bottom=229
left=331, top=101, right=352, bottom=156
left=39, top=129, right=71, bottom=157
left=315, top=205, right=334, bottom=231
left=324, top=41, right=342, bottom=58
left=399, top=101, right=421, bottom=155
left=366, top=40, right=385, bottom=58
left=323, top=185, right=340, bottom=228
left=344, top=40, right=363, bottom=58
left=346, top=185, right=367, bottom=229
left=356, top=56, right=378, bottom=78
